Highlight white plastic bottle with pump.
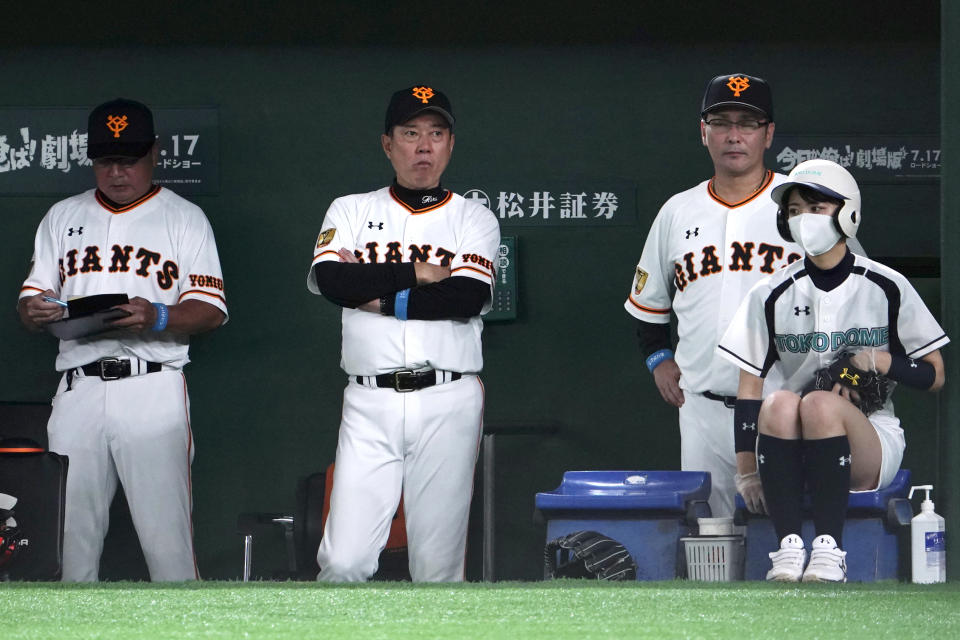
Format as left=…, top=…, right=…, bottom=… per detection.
left=908, top=485, right=946, bottom=583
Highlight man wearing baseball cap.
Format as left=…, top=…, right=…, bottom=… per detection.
left=18, top=98, right=228, bottom=581
left=307, top=85, right=500, bottom=581
left=624, top=73, right=797, bottom=518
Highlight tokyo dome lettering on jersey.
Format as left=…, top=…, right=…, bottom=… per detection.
left=58, top=244, right=180, bottom=290
left=673, top=241, right=802, bottom=291
left=774, top=326, right=889, bottom=354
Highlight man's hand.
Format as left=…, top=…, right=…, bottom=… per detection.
left=107, top=297, right=156, bottom=332
left=735, top=471, right=767, bottom=514
left=652, top=359, right=684, bottom=408
left=414, top=262, right=450, bottom=285
left=17, top=290, right=65, bottom=331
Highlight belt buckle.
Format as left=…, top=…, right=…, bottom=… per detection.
left=392, top=369, right=416, bottom=393
left=98, top=358, right=125, bottom=381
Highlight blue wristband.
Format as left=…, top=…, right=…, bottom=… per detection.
left=394, top=289, right=410, bottom=321
left=151, top=302, right=169, bottom=332
left=645, top=348, right=673, bottom=373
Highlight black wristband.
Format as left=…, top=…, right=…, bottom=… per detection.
left=887, top=354, right=936, bottom=390
left=380, top=294, right=395, bottom=316
left=733, top=399, right=762, bottom=453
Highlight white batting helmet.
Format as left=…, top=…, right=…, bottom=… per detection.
left=772, top=159, right=861, bottom=242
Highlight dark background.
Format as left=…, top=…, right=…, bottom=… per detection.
left=0, top=1, right=946, bottom=580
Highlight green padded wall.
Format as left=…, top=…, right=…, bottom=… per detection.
left=0, top=4, right=943, bottom=580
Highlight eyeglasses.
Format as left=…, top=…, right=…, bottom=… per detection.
left=92, top=157, right=141, bottom=169
left=704, top=118, right=769, bottom=133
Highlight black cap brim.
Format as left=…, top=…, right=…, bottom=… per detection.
left=398, top=106, right=454, bottom=128
left=87, top=140, right=154, bottom=160
left=701, top=102, right=769, bottom=119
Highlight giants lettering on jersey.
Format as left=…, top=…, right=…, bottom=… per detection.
left=353, top=241, right=456, bottom=265
left=673, top=241, right=802, bottom=291
left=58, top=244, right=179, bottom=290
left=775, top=326, right=889, bottom=354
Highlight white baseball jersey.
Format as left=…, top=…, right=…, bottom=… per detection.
left=624, top=171, right=801, bottom=395
left=19, top=185, right=226, bottom=582
left=20, top=187, right=228, bottom=370
left=718, top=252, right=948, bottom=415
left=307, top=186, right=500, bottom=375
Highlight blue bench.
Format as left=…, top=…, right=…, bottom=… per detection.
left=735, top=469, right=913, bottom=581
left=535, top=471, right=711, bottom=580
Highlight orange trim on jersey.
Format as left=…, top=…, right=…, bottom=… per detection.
left=20, top=285, right=45, bottom=295
left=451, top=265, right=493, bottom=280
left=389, top=186, right=453, bottom=214
left=0, top=447, right=45, bottom=453
left=627, top=296, right=671, bottom=314
left=95, top=185, right=162, bottom=213
left=313, top=249, right=340, bottom=261
left=178, top=290, right=227, bottom=305
left=706, top=169, right=774, bottom=208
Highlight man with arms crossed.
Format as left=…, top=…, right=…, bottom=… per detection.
left=307, top=86, right=500, bottom=581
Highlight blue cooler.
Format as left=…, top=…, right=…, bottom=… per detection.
left=736, top=469, right=913, bottom=581
left=535, top=471, right=711, bottom=580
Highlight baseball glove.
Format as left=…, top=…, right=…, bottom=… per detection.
left=0, top=500, right=22, bottom=570
left=805, top=351, right=889, bottom=415
left=544, top=530, right=637, bottom=581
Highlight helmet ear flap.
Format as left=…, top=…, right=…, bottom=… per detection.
left=776, top=207, right=794, bottom=243
left=836, top=205, right=860, bottom=238
left=832, top=211, right=846, bottom=237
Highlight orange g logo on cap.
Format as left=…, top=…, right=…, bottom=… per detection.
left=106, top=115, right=129, bottom=138
left=725, top=76, right=750, bottom=97
left=412, top=87, right=435, bottom=104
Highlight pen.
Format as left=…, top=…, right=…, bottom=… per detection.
left=42, top=296, right=69, bottom=308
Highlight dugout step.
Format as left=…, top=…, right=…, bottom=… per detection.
left=535, top=470, right=711, bottom=580
left=734, top=468, right=912, bottom=582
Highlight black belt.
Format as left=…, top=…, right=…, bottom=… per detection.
left=356, top=369, right=461, bottom=393
left=702, top=391, right=737, bottom=408
left=77, top=358, right=162, bottom=381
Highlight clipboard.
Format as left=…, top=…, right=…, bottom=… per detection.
left=46, top=308, right=131, bottom=340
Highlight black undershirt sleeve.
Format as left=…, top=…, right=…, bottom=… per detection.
left=313, top=262, right=417, bottom=308
left=381, top=276, right=490, bottom=320
left=636, top=319, right=672, bottom=359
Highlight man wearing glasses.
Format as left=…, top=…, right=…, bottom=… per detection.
left=624, top=74, right=797, bottom=518
left=17, top=98, right=227, bottom=581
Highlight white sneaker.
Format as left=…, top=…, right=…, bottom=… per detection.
left=802, top=534, right=848, bottom=583
left=766, top=534, right=806, bottom=582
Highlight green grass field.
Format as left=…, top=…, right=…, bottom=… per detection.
left=5, top=580, right=960, bottom=639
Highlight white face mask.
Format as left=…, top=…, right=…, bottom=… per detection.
left=788, top=213, right=842, bottom=256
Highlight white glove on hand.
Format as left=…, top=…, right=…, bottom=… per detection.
left=734, top=472, right=767, bottom=514
left=849, top=347, right=878, bottom=372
